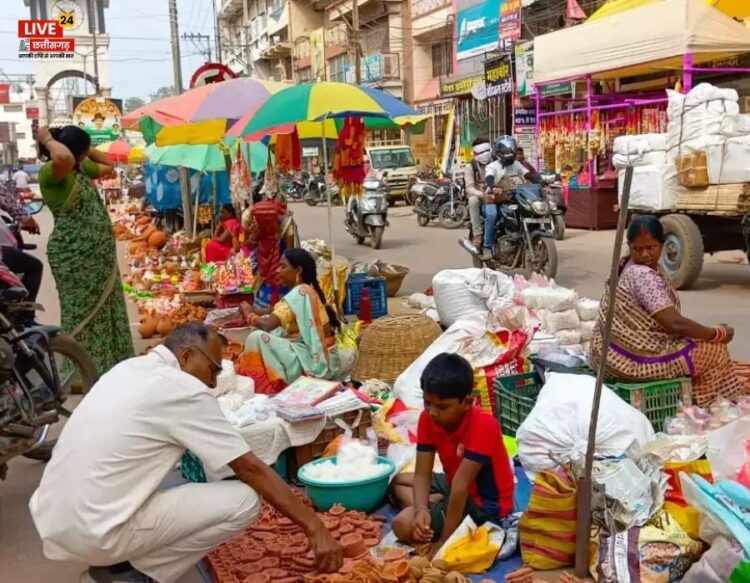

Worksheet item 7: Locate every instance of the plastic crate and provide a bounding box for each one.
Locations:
[606,377,692,432]
[494,371,544,437]
[343,274,388,319]
[214,291,254,309]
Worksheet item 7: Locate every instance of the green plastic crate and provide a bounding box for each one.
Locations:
[606,377,693,432]
[493,371,544,437]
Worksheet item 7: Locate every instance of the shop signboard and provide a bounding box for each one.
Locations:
[415,99,453,116]
[514,127,537,168]
[515,41,534,98]
[514,106,536,128]
[456,0,500,61]
[500,0,522,43]
[484,55,512,98]
[71,96,124,146]
[302,147,319,157]
[440,74,486,98]
[25,106,39,119]
[541,82,572,97]
[0,84,9,105]
[344,54,385,84]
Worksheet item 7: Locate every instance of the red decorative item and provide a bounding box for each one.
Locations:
[275,128,301,174]
[251,199,287,300]
[333,117,367,198]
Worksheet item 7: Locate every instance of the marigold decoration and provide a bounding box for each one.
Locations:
[252,199,287,304]
[333,117,367,199]
[275,128,301,174]
[230,145,252,208]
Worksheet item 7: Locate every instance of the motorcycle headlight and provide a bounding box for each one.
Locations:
[361,197,379,212]
[363,180,380,190]
[531,200,550,215]
[548,200,558,210]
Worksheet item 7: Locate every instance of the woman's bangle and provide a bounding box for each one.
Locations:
[711,326,727,343]
[248,314,259,327]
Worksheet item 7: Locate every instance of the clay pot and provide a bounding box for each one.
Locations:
[128,240,147,254]
[164,261,178,274]
[139,317,157,339]
[147,230,168,249]
[384,548,408,563]
[136,215,151,226]
[156,318,173,337]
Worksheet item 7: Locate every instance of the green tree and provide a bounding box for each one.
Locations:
[149,85,178,101]
[124,96,145,112]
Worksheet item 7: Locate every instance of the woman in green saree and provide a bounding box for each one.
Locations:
[236,248,340,394]
[37,125,134,375]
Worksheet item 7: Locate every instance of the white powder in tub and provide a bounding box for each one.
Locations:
[302,440,390,482]
[544,309,581,333]
[576,298,600,321]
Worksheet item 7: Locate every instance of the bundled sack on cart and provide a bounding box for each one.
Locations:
[393,307,534,412]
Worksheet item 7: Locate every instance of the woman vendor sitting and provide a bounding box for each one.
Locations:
[204,204,242,263]
[590,215,744,406]
[237,248,340,394]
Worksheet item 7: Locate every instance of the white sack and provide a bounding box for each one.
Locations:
[580,320,597,341]
[516,373,655,479]
[432,268,514,327]
[612,150,669,169]
[555,329,581,346]
[704,135,750,184]
[613,133,669,156]
[736,114,750,134]
[618,164,678,211]
[544,309,580,333]
[576,298,600,321]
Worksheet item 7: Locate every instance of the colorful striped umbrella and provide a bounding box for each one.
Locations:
[144,139,270,173]
[229,82,424,138]
[95,139,133,164]
[122,78,289,146]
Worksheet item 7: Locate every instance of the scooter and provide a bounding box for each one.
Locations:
[345,172,389,249]
[304,174,342,206]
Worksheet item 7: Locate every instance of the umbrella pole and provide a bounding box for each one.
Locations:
[574,165,634,577]
[322,115,337,294]
[193,172,201,239]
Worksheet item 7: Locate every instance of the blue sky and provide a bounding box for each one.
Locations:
[1,0,220,100]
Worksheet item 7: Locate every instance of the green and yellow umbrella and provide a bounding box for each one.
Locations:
[145,139,270,173]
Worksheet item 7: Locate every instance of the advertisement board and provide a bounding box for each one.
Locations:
[456,0,500,61]
[484,55,512,98]
[500,0,522,43]
[310,27,325,81]
[515,42,534,98]
[72,96,123,145]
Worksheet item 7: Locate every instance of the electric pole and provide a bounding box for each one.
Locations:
[87,0,100,94]
[352,0,361,84]
[168,0,184,93]
[183,32,212,62]
[212,0,223,63]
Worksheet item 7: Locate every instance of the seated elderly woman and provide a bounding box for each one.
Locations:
[589,215,744,406]
[236,248,340,394]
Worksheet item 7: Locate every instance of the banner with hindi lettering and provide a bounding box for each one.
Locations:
[484,56,512,98]
[500,0,522,43]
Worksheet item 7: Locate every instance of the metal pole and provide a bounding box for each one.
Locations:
[586,74,594,187]
[352,0,361,84]
[683,53,694,92]
[87,0,100,94]
[212,0,223,63]
[168,0,183,92]
[573,165,634,577]
[321,116,337,292]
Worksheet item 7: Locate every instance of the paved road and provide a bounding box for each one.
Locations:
[2,203,749,582]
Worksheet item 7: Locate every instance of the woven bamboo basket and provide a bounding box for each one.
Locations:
[352,314,442,385]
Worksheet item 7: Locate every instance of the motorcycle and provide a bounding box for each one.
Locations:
[345,173,389,249]
[280,174,306,201]
[304,174,342,207]
[412,175,468,229]
[459,183,558,278]
[0,280,97,478]
[540,174,567,240]
[1,199,44,251]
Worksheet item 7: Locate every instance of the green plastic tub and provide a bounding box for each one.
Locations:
[297,456,396,512]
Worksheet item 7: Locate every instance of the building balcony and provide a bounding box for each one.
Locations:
[262,41,292,60]
[220,0,244,20]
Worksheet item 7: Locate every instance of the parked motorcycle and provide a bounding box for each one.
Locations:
[541,176,567,240]
[281,174,306,201]
[412,175,468,229]
[0,282,97,478]
[459,183,558,278]
[304,173,342,207]
[1,199,44,251]
[345,173,389,249]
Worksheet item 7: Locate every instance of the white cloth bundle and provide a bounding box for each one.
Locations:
[618,164,678,211]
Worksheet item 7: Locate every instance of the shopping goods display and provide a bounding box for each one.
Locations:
[432,268,514,328]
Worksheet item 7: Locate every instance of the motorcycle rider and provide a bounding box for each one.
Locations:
[481,136,538,260]
[464,137,493,250]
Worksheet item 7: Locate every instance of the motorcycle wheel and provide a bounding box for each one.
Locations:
[438,201,468,230]
[22,334,98,462]
[331,194,343,206]
[417,214,430,227]
[553,215,566,241]
[526,237,559,279]
[370,226,384,250]
[305,197,319,207]
[405,190,416,206]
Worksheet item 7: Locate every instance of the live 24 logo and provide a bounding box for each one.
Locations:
[18,20,75,59]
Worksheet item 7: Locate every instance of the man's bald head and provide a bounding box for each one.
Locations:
[165,323,225,388]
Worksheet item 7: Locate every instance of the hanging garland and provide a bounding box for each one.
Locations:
[333,117,366,199]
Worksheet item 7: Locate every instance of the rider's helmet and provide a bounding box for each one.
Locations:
[494,135,518,167]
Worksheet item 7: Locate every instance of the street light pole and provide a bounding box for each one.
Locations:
[352,0,361,84]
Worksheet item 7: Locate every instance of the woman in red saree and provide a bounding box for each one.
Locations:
[204,204,242,263]
[590,215,743,406]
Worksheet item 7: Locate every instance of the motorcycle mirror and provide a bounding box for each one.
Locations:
[25,200,44,215]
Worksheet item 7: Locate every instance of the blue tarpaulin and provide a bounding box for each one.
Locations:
[145,162,230,212]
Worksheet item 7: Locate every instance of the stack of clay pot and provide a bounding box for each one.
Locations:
[128,216,168,255]
[503,567,585,583]
[137,315,174,340]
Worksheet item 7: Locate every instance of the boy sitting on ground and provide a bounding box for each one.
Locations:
[391,353,515,552]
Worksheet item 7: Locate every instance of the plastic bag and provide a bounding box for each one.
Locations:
[433,516,504,574]
[682,536,750,583]
[432,268,514,327]
[707,417,750,481]
[555,329,582,346]
[544,309,580,333]
[643,434,708,462]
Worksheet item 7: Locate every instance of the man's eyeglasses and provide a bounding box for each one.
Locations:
[191,345,223,375]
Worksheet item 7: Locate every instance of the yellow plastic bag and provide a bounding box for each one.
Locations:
[433,517,504,574]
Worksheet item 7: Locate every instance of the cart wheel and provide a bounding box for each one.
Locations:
[659,214,704,290]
